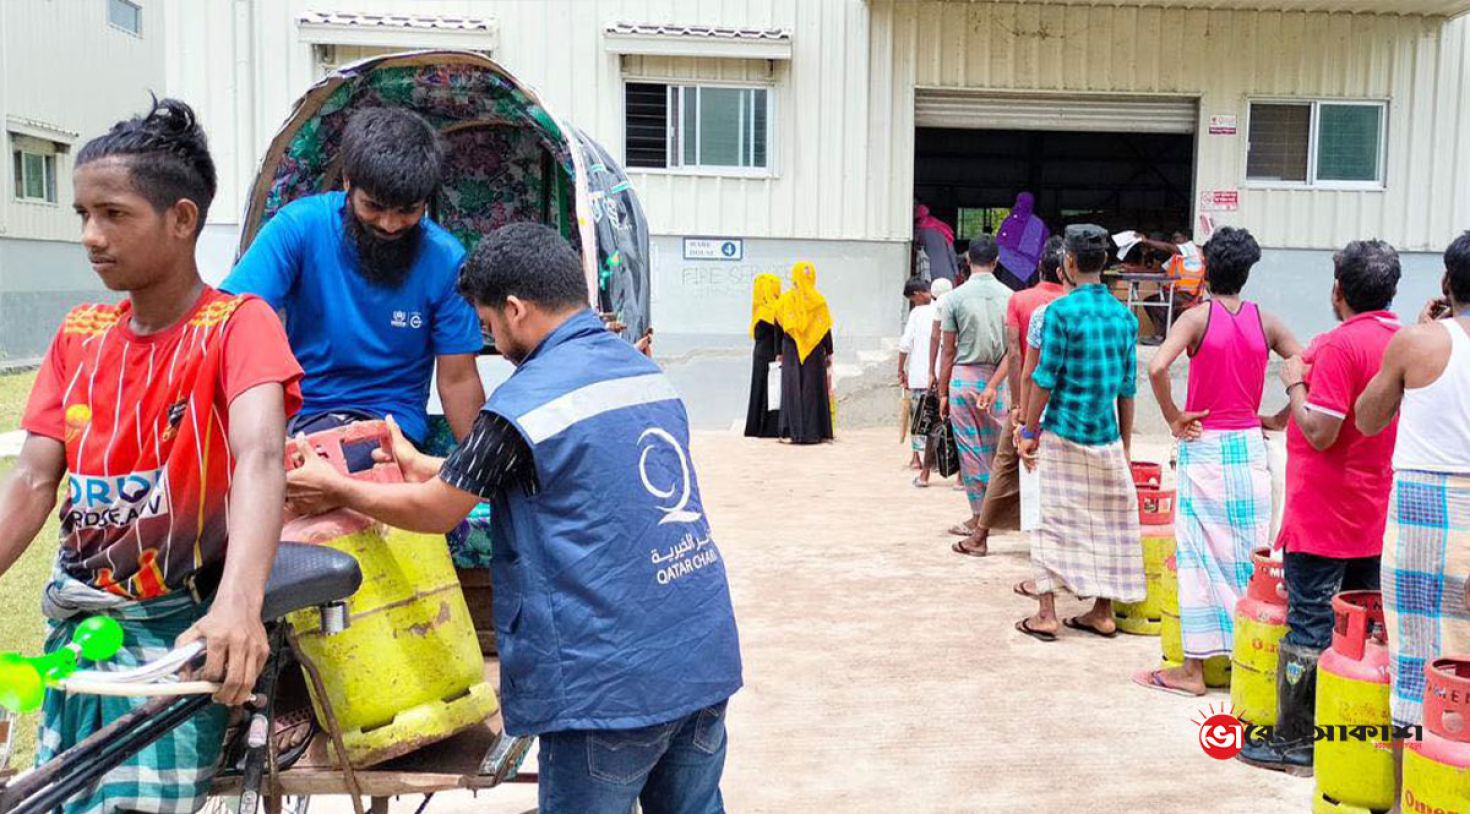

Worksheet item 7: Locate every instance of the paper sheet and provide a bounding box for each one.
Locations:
[1020,459,1042,532]
[767,363,782,411]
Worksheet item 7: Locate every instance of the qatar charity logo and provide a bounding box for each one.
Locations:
[637,427,703,526]
[1195,703,1245,760]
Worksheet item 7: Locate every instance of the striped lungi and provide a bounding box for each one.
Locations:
[949,363,1006,514]
[37,580,227,814]
[1032,434,1145,602]
[1383,470,1470,727]
[1176,429,1272,659]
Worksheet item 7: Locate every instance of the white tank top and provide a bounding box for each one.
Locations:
[1394,319,1470,474]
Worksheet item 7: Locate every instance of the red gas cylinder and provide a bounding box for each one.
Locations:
[1230,549,1288,725]
[1314,590,1393,813]
[1114,462,1175,635]
[1131,461,1163,490]
[1402,658,1470,812]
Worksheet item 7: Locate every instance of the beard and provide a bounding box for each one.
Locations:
[343,205,423,289]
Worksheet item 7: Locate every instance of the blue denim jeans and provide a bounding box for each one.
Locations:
[537,701,729,814]
[1283,551,1381,650]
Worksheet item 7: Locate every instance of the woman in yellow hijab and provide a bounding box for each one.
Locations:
[775,262,835,444]
[744,273,783,438]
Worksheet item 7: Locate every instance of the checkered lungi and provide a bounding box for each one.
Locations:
[1032,433,1145,602]
[36,579,227,814]
[1383,470,1470,727]
[1176,429,1272,659]
[949,363,1006,515]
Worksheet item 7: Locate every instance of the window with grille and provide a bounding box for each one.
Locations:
[1247,100,1385,188]
[624,82,771,174]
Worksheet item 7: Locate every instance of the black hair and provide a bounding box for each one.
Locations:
[76,96,216,233]
[1122,244,1145,265]
[1445,231,1470,306]
[903,277,930,298]
[458,222,587,310]
[1039,235,1064,284]
[1201,226,1261,296]
[967,234,999,266]
[1333,239,1401,314]
[341,108,445,207]
[1069,247,1108,275]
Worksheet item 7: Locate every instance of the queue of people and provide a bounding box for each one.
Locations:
[903,205,1470,782]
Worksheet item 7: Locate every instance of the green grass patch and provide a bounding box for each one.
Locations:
[0,369,38,435]
[0,458,62,770]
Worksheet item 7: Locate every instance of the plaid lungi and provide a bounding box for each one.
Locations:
[1032,434,1145,602]
[1176,430,1272,659]
[949,363,1006,514]
[1383,470,1470,727]
[37,583,227,814]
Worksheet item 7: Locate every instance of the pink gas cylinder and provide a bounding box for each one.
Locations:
[1402,657,1470,812]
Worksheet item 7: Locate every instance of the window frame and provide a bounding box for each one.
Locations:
[1243,98,1388,192]
[107,0,143,37]
[621,78,776,179]
[12,145,57,205]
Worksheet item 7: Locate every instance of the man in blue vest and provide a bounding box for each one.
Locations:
[284,222,743,814]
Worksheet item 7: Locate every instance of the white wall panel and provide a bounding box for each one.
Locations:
[1,1,164,243]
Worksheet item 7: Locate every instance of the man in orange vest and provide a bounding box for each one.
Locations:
[1141,230,1208,315]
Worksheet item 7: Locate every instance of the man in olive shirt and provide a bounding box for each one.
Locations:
[939,235,1014,553]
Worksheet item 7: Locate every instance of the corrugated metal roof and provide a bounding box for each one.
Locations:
[298,11,496,32]
[604,23,792,42]
[917,1,1470,16]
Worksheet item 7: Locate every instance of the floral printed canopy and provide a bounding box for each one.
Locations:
[237,50,650,340]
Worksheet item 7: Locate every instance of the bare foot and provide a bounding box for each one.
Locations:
[1024,612,1059,636]
[1071,610,1118,636]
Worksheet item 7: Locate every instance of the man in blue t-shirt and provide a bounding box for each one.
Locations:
[223,108,484,447]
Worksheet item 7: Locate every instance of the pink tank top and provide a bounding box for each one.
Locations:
[1185,299,1270,431]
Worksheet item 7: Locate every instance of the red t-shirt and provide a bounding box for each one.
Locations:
[1006,281,1066,368]
[22,288,302,599]
[1277,310,1401,559]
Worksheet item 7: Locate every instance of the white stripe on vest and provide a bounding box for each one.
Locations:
[517,372,680,444]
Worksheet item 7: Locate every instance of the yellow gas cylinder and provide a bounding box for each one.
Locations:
[286,422,499,768]
[1160,553,1231,687]
[1314,591,1393,814]
[1231,549,1288,725]
[1114,463,1174,636]
[1403,657,1470,813]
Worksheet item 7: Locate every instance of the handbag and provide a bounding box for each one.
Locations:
[766,363,782,412]
[934,420,961,479]
[911,391,941,438]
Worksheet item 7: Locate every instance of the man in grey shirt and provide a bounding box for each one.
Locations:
[938,235,1013,553]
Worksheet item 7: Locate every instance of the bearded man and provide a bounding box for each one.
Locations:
[223,108,484,451]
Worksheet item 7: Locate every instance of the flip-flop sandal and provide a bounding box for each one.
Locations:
[1014,618,1057,642]
[947,523,976,536]
[952,539,987,558]
[1063,616,1119,639]
[912,477,930,488]
[1013,581,1043,599]
[1132,668,1206,697]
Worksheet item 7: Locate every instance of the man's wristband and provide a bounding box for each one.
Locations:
[1020,426,1040,441]
[1285,381,1306,395]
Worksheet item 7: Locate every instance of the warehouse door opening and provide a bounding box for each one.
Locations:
[913,91,1198,266]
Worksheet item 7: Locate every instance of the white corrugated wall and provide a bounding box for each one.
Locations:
[162,0,877,246]
[870,1,1470,252]
[0,1,165,243]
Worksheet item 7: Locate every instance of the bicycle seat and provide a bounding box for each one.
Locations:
[260,543,362,622]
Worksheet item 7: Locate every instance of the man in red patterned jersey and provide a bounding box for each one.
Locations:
[0,99,302,814]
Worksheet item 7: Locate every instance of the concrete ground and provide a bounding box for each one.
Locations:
[322,428,1308,814]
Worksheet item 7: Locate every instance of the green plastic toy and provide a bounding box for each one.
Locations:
[0,616,124,713]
